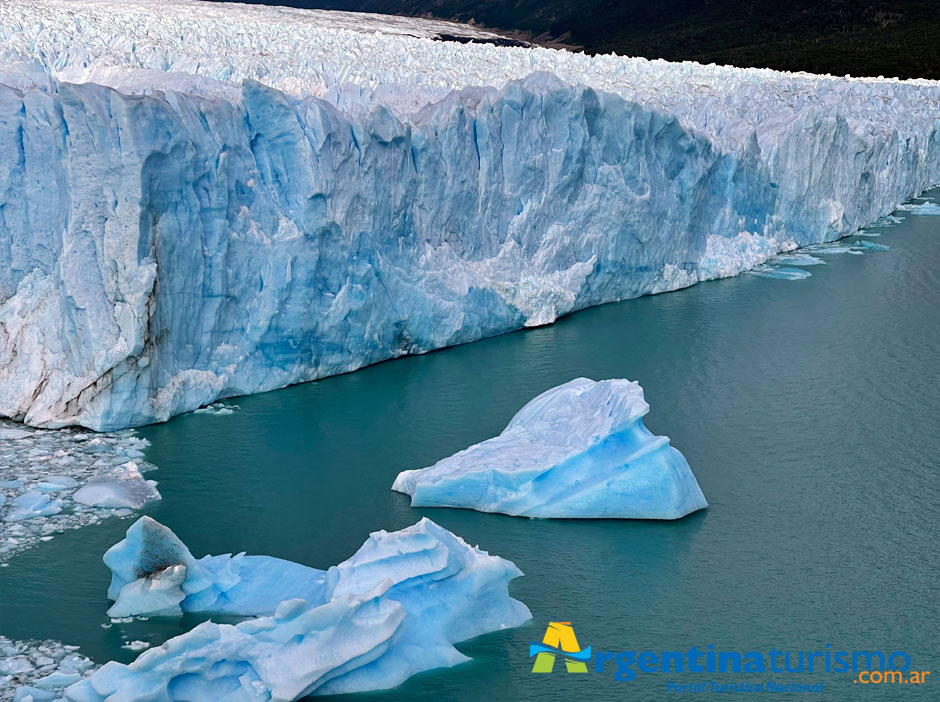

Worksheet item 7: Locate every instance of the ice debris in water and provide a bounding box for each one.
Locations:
[393,378,707,519]
[3,493,63,522]
[772,253,826,266]
[0,635,96,702]
[750,265,812,280]
[810,245,856,255]
[865,213,904,228]
[896,201,940,215]
[853,240,890,251]
[64,516,530,700]
[191,403,238,416]
[0,420,159,562]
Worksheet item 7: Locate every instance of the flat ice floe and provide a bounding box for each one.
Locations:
[750,265,813,280]
[0,420,159,563]
[773,254,826,266]
[63,516,530,700]
[1,2,939,429]
[393,378,707,519]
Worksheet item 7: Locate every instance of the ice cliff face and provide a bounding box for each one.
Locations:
[393,378,707,519]
[1,0,939,429]
[65,516,530,700]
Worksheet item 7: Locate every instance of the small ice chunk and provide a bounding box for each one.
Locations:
[34,670,84,688]
[192,403,237,416]
[73,463,161,509]
[13,686,56,702]
[813,245,854,254]
[119,641,151,652]
[4,493,64,522]
[750,265,812,280]
[36,476,80,492]
[854,240,890,251]
[773,253,826,266]
[896,201,940,215]
[0,656,35,674]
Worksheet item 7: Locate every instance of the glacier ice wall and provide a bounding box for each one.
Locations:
[393,378,707,519]
[1,1,939,429]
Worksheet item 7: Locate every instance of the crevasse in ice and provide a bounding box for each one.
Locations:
[393,378,707,519]
[1,0,939,429]
[64,516,530,700]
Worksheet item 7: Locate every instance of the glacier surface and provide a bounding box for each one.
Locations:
[393,378,707,519]
[1,0,939,429]
[64,516,530,700]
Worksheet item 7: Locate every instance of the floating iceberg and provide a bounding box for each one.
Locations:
[68,516,530,700]
[393,378,707,519]
[1,1,939,430]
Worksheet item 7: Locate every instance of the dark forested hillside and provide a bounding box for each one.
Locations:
[218,0,939,80]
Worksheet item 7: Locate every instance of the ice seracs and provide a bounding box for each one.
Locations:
[67,516,530,700]
[1,1,939,430]
[393,378,707,519]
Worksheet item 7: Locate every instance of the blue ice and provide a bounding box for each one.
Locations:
[393,378,707,519]
[65,517,530,700]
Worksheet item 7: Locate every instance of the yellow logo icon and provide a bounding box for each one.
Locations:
[530,622,591,673]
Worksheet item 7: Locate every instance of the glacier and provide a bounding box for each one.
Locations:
[63,516,530,700]
[393,378,707,519]
[1,0,939,429]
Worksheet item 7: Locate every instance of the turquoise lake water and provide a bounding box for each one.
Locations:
[2,192,939,700]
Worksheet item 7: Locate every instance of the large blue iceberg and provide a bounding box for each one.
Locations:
[1,1,940,430]
[65,516,530,700]
[393,378,707,519]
